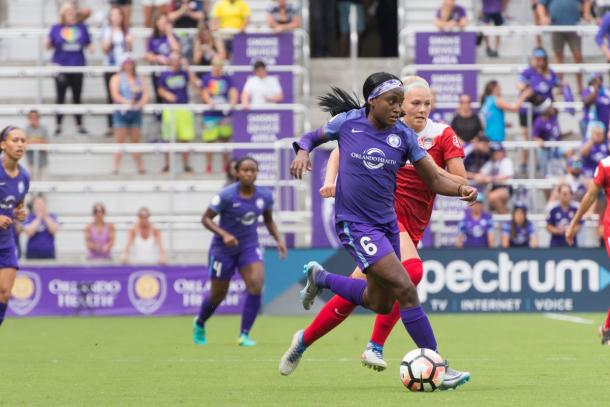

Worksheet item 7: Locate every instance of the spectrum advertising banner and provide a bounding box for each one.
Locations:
[7,265,246,318]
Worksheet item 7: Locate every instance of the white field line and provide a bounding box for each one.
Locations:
[544,313,594,325]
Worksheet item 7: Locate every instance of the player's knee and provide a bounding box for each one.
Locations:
[0,286,10,302]
[370,299,394,315]
[394,281,419,308]
[403,258,424,287]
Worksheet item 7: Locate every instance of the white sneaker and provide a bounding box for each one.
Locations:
[279,330,306,376]
[300,261,324,310]
[439,363,471,390]
[361,342,387,372]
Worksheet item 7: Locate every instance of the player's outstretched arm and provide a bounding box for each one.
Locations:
[413,156,477,203]
[566,183,601,245]
[320,148,339,198]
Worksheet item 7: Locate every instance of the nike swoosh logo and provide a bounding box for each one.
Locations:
[351,129,364,133]
[334,308,348,317]
[233,203,240,207]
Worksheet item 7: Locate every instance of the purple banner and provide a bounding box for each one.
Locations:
[311,150,341,248]
[231,33,294,65]
[414,32,476,64]
[7,265,246,317]
[418,70,478,124]
[231,71,294,103]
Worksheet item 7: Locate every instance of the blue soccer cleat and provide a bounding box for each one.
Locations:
[238,333,257,347]
[193,318,207,346]
[361,341,388,372]
[300,261,324,310]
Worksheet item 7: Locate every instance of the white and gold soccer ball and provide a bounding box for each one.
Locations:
[399,348,446,392]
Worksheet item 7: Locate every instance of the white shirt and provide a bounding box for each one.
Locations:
[242,75,283,105]
[480,157,514,183]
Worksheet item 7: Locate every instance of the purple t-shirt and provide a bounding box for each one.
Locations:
[147,35,175,58]
[459,209,494,247]
[296,108,427,225]
[24,213,57,259]
[436,5,466,21]
[158,69,190,104]
[0,164,30,250]
[501,221,534,247]
[482,0,502,14]
[201,73,233,117]
[48,23,91,66]
[532,115,560,141]
[546,202,579,247]
[518,67,559,111]
[582,141,610,177]
[208,182,273,254]
[582,86,610,130]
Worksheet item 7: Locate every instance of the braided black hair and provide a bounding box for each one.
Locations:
[235,156,259,171]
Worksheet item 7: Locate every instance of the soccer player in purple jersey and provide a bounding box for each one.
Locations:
[193,157,288,346]
[0,126,30,328]
[286,72,477,382]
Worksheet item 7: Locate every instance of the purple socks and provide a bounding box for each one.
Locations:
[240,293,261,335]
[400,306,438,352]
[196,297,219,327]
[0,302,6,327]
[315,270,367,307]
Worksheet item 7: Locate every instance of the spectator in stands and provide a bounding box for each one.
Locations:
[109,0,132,26]
[337,0,365,56]
[225,157,238,184]
[582,72,610,137]
[46,2,92,136]
[169,0,206,62]
[595,1,610,19]
[464,135,491,177]
[501,204,538,248]
[267,0,301,32]
[120,207,166,265]
[146,14,181,108]
[474,142,514,214]
[435,0,468,31]
[551,156,586,201]
[451,93,483,143]
[200,57,238,174]
[481,0,504,57]
[85,202,115,261]
[110,58,149,175]
[580,120,610,178]
[24,110,49,180]
[55,0,91,22]
[456,193,495,248]
[101,6,133,137]
[241,61,283,109]
[211,0,251,55]
[193,23,226,65]
[158,52,200,173]
[546,183,581,247]
[480,80,531,142]
[532,101,564,176]
[23,194,60,260]
[537,0,590,94]
[142,0,170,28]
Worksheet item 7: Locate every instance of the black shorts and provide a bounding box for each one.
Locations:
[110,0,132,5]
[483,13,504,26]
[518,111,540,128]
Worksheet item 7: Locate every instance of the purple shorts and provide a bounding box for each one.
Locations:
[208,246,263,281]
[0,245,19,269]
[335,220,400,272]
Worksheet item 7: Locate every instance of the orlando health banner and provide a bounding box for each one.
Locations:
[415,32,477,124]
[7,265,245,317]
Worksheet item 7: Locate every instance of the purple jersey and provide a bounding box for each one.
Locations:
[208,182,273,255]
[201,73,233,117]
[295,108,427,225]
[0,164,30,250]
[546,202,580,247]
[596,12,610,48]
[23,213,57,258]
[518,67,558,106]
[436,5,466,21]
[48,23,91,66]
[501,221,534,247]
[147,35,174,58]
[582,86,610,130]
[482,0,502,14]
[582,142,610,177]
[158,70,190,104]
[532,115,560,141]
[458,209,493,247]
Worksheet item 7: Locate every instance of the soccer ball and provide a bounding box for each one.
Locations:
[399,348,446,392]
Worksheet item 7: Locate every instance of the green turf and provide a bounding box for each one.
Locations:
[1,314,608,406]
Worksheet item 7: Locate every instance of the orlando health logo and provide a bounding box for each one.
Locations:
[351,148,397,170]
[9,270,42,315]
[128,270,167,314]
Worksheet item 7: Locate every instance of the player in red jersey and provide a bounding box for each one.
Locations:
[566,156,610,345]
[279,76,471,389]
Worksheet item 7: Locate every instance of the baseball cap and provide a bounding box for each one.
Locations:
[588,72,603,84]
[532,48,547,58]
[567,157,583,169]
[489,142,504,152]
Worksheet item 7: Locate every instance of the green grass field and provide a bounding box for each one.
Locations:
[1,314,608,406]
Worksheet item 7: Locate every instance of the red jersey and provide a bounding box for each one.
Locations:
[593,157,610,227]
[394,119,465,241]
